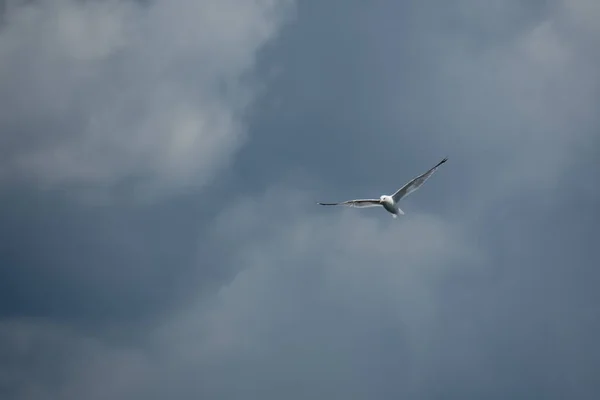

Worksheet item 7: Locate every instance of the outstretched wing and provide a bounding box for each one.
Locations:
[392,157,448,202]
[317,199,382,208]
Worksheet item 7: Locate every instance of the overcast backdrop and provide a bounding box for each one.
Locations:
[1,0,599,399]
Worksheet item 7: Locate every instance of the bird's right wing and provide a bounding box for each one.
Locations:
[317,199,382,208]
[392,157,448,202]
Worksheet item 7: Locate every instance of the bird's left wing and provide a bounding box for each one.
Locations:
[392,157,448,202]
[317,199,382,208]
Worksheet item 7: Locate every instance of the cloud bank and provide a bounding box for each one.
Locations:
[1,0,599,399]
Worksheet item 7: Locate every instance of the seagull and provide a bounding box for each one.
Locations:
[317,157,448,218]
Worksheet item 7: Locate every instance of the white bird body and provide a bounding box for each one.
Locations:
[379,195,404,218]
[317,157,447,218]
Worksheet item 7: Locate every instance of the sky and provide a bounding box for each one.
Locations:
[1,0,599,398]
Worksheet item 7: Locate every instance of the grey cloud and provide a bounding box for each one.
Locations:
[1,0,599,399]
[0,0,292,198]
[0,0,293,328]
[1,192,481,399]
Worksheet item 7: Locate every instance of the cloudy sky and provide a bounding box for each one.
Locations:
[1,0,599,398]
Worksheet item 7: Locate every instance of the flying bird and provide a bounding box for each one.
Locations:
[317,157,448,218]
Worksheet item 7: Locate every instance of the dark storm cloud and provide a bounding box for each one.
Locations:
[1,0,599,399]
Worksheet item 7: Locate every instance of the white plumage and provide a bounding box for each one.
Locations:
[317,157,448,218]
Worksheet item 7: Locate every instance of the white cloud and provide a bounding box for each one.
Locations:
[403,0,600,210]
[0,0,292,198]
[144,189,482,394]
[564,0,600,34]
